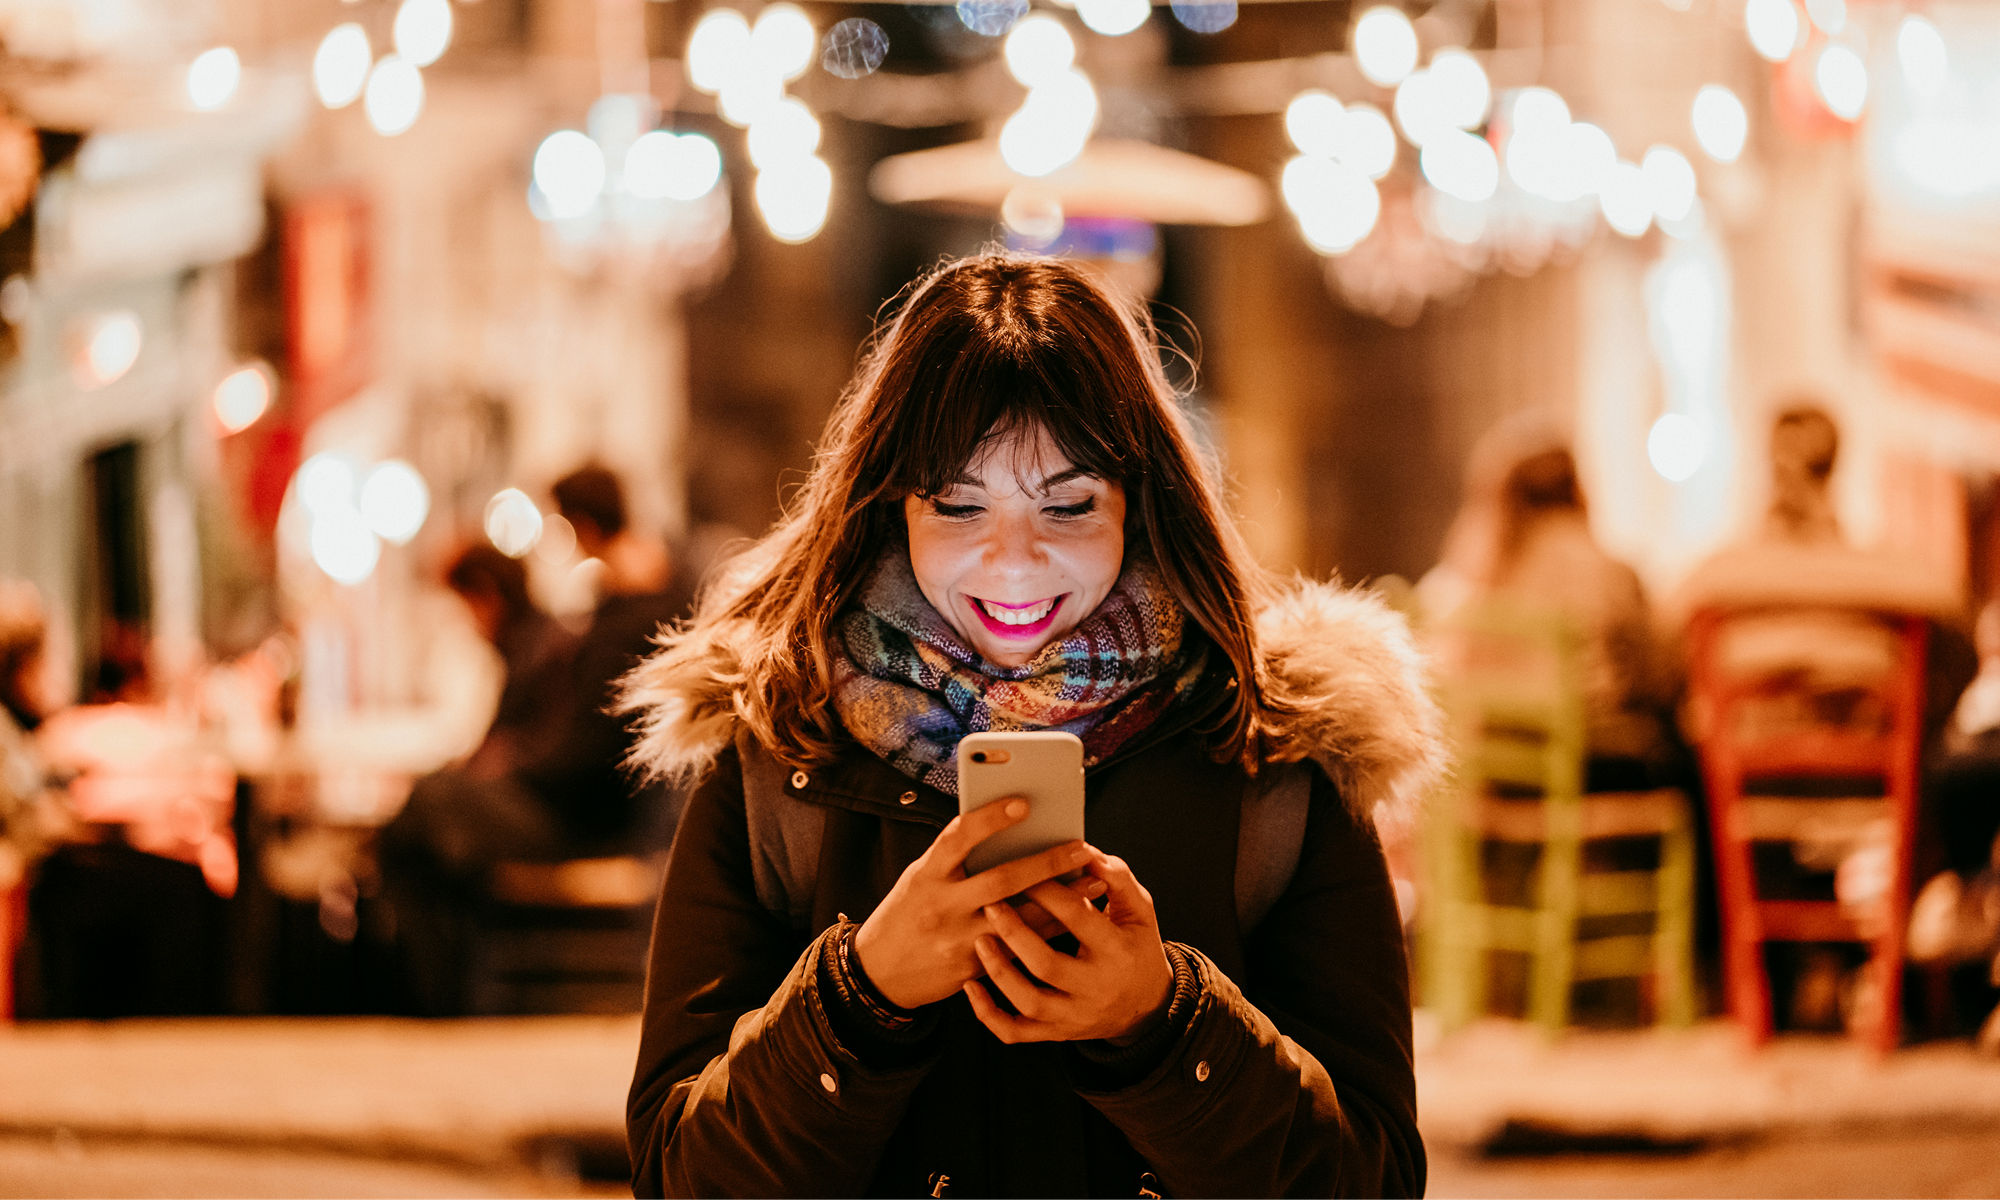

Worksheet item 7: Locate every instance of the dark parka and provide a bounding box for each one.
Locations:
[623,581,1446,1198]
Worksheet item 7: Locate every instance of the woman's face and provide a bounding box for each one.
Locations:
[903,423,1127,668]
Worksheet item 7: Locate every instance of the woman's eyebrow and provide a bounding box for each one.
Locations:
[1034,467,1093,494]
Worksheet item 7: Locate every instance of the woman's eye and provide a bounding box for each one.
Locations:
[1045,498,1096,519]
[929,500,983,519]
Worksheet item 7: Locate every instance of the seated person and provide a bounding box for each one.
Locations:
[1420,419,1682,790]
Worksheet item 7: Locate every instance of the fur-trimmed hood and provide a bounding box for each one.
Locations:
[622,578,1445,825]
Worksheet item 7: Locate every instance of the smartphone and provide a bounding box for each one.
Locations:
[956,730,1086,876]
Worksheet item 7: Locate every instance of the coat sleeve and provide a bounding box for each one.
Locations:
[626,746,938,1198]
[1073,767,1425,1198]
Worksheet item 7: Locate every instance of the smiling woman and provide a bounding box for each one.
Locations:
[619,252,1445,1198]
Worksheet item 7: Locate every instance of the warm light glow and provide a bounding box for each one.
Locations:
[364,55,425,136]
[1420,129,1499,202]
[717,67,785,128]
[1802,0,1844,36]
[1599,160,1653,237]
[1648,413,1706,482]
[1335,104,1398,178]
[535,514,579,564]
[822,18,890,79]
[1897,15,1947,98]
[1814,43,1868,121]
[298,453,359,517]
[314,24,372,109]
[1075,0,1149,36]
[1285,90,1345,159]
[1428,49,1491,130]
[393,0,453,68]
[687,9,753,95]
[1507,87,1570,136]
[1641,144,1698,222]
[1691,85,1747,163]
[212,362,274,433]
[75,311,143,388]
[747,97,822,170]
[1283,156,1381,254]
[485,489,544,558]
[1001,186,1065,245]
[533,130,607,219]
[1005,15,1076,88]
[1745,0,1801,62]
[311,509,381,585]
[187,46,240,111]
[1393,70,1454,148]
[999,69,1098,177]
[625,131,723,201]
[754,154,834,242]
[358,460,429,545]
[751,3,817,81]
[1354,7,1419,87]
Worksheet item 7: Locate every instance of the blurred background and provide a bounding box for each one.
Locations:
[2,0,2000,1193]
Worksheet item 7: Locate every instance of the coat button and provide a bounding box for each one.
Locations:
[1194,1060,1211,1083]
[819,1072,837,1094]
[790,770,809,789]
[899,790,917,805]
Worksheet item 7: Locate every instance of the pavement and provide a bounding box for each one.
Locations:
[2,1013,1999,1185]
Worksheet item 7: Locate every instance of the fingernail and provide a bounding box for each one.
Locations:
[1085,879,1108,898]
[1004,799,1028,819]
[1067,844,1091,866]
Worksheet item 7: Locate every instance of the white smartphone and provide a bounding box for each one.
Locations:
[956,730,1086,876]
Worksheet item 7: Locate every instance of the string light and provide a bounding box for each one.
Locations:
[187,47,240,111]
[314,24,371,109]
[1745,0,1801,63]
[1690,85,1748,163]
[1814,43,1868,121]
[1353,7,1419,87]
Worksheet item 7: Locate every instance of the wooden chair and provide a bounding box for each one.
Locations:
[1686,605,1927,1052]
[1422,603,1698,1032]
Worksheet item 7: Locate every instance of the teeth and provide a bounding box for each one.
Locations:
[980,598,1055,626]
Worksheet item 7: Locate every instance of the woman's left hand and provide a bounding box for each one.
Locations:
[962,849,1173,1045]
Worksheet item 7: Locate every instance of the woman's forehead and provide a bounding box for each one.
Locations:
[958,424,1091,488]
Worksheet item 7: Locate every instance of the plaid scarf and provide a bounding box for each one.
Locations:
[831,546,1207,796]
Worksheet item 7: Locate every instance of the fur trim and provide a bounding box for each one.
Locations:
[1257,579,1445,828]
[622,578,1446,824]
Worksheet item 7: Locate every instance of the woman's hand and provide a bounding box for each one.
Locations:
[962,850,1174,1045]
[853,799,1097,1010]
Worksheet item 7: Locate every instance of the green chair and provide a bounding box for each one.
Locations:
[1421,602,1698,1033]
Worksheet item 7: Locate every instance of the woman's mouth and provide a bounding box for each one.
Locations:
[968,595,1064,639]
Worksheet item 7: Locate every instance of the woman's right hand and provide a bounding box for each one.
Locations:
[853,799,1095,1010]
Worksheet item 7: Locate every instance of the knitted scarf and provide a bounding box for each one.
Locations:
[831,546,1209,796]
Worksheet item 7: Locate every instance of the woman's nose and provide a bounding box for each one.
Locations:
[982,515,1046,576]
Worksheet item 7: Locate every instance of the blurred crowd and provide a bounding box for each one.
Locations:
[1,418,1997,1047]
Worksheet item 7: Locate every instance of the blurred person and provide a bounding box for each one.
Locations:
[1421,418,1683,789]
[0,582,62,883]
[621,253,1442,1197]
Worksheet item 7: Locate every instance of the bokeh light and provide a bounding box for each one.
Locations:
[754,154,834,242]
[358,460,430,545]
[1648,413,1706,482]
[1745,0,1801,62]
[1641,144,1698,223]
[1076,0,1149,36]
[1171,0,1238,34]
[1335,104,1399,179]
[1004,15,1076,88]
[746,98,822,170]
[1690,85,1747,163]
[958,0,1029,37]
[364,55,425,136]
[687,9,753,95]
[298,453,360,517]
[484,489,544,558]
[393,0,453,68]
[314,24,372,109]
[1421,129,1499,203]
[1354,7,1420,87]
[1599,160,1654,237]
[533,130,607,219]
[74,311,143,388]
[310,510,381,586]
[1428,49,1491,130]
[822,18,890,79]
[1814,42,1868,120]
[751,4,817,80]
[1897,15,1947,98]
[212,362,274,434]
[1285,90,1345,159]
[187,47,240,111]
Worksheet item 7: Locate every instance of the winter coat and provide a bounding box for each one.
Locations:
[623,581,1445,1198]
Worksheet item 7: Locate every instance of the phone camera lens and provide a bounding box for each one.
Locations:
[971,752,987,763]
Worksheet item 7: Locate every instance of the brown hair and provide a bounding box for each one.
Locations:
[647,252,1282,772]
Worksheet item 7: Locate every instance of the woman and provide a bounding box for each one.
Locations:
[623,253,1443,1197]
